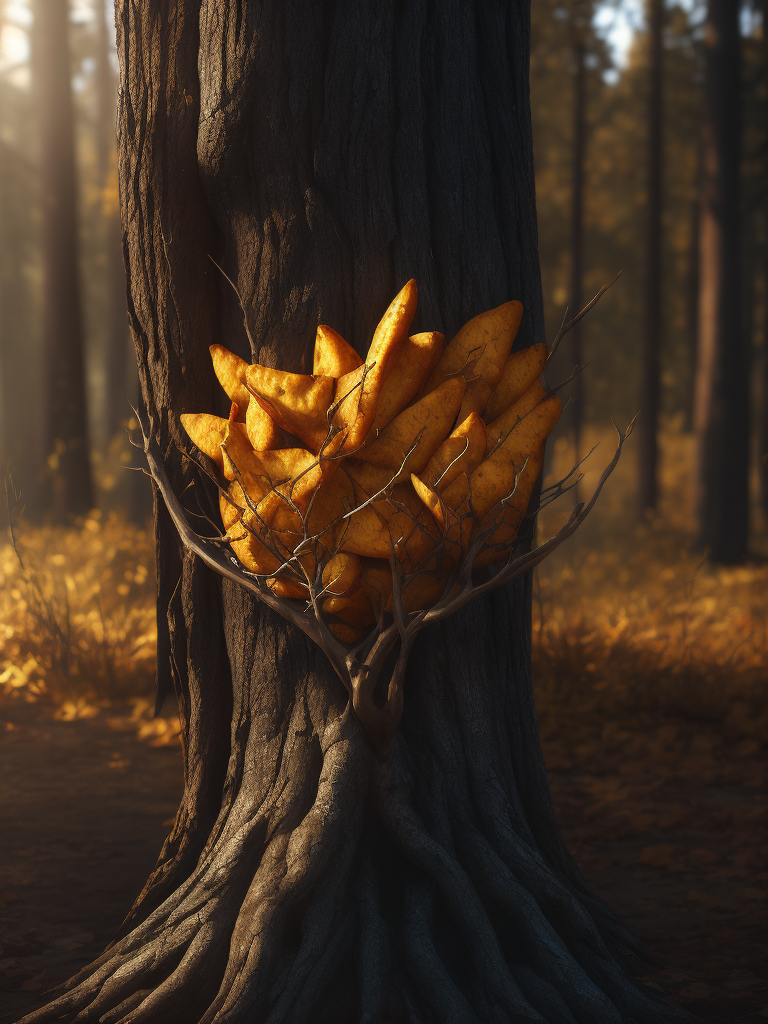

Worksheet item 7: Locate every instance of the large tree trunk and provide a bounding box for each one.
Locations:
[19,4,690,1022]
[639,0,663,515]
[31,0,93,519]
[693,0,748,562]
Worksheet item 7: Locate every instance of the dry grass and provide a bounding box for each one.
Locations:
[1,425,766,748]
[534,423,768,743]
[0,510,179,741]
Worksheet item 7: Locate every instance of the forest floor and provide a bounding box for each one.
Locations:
[1,427,766,1022]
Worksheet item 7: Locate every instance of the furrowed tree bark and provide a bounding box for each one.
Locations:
[18,3,693,1022]
[694,0,748,562]
[31,0,93,519]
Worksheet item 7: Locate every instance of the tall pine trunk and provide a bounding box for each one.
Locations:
[639,0,663,515]
[18,4,690,1022]
[569,28,586,473]
[693,0,748,562]
[94,0,130,447]
[32,0,93,519]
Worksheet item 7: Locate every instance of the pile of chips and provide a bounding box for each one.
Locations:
[181,281,561,643]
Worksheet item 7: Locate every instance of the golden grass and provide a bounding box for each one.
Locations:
[2,425,766,747]
[534,424,768,742]
[0,510,156,710]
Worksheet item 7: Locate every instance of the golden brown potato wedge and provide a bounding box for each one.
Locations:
[420,412,486,493]
[470,393,561,521]
[209,345,251,415]
[425,300,524,392]
[321,552,362,597]
[411,474,473,559]
[219,485,308,599]
[484,343,549,423]
[474,445,544,567]
[357,378,465,479]
[484,379,549,455]
[181,412,259,478]
[360,559,393,611]
[371,331,444,432]
[331,280,417,455]
[313,325,363,378]
[245,365,335,453]
[323,587,375,630]
[456,378,493,423]
[245,397,279,451]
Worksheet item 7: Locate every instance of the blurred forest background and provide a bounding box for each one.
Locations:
[0,2,766,1019]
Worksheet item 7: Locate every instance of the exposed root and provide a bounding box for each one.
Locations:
[18,606,693,1024]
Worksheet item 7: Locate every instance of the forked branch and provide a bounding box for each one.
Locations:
[140,410,630,759]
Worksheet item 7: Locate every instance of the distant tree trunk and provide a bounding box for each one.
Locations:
[570,26,586,473]
[760,208,768,519]
[20,3,691,1022]
[694,0,748,562]
[639,0,663,515]
[31,0,93,519]
[95,0,131,446]
[0,138,40,509]
[684,192,699,433]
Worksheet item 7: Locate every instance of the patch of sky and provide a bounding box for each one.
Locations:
[593,0,760,85]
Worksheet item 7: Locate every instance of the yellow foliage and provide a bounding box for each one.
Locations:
[0,513,156,711]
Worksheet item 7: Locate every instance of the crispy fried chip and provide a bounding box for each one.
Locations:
[191,287,557,623]
[323,587,375,630]
[181,412,249,473]
[426,300,524,393]
[484,343,549,423]
[321,552,362,596]
[470,392,561,520]
[245,365,335,453]
[484,379,549,455]
[331,279,417,455]
[419,412,487,493]
[358,378,465,479]
[313,325,363,378]
[371,331,444,432]
[219,485,308,599]
[210,345,251,415]
[474,445,544,567]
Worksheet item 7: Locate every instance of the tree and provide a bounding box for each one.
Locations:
[693,0,748,562]
[569,13,587,476]
[639,0,663,515]
[31,0,93,519]
[20,4,691,1022]
[94,0,131,448]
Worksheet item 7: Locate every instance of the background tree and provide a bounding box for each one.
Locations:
[31,0,93,519]
[94,0,130,448]
[569,4,589,475]
[693,0,748,562]
[639,0,663,515]
[0,0,41,515]
[19,2,692,1023]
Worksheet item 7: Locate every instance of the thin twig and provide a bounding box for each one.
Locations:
[549,271,622,360]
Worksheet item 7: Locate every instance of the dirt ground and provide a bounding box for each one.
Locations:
[1,703,765,1024]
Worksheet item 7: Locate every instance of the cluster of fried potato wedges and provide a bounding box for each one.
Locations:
[180,280,561,644]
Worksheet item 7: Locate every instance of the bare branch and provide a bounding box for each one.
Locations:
[418,418,634,629]
[549,271,622,360]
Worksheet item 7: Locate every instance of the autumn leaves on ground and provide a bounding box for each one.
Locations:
[1,429,767,1014]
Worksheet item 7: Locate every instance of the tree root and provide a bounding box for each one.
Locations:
[18,602,696,1024]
